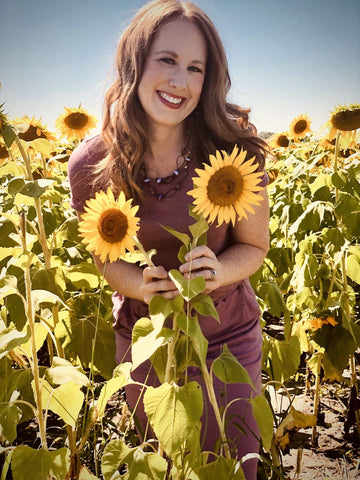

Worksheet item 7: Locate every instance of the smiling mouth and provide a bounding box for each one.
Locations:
[157,91,185,107]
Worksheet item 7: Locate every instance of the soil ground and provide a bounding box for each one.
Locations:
[270,378,360,479]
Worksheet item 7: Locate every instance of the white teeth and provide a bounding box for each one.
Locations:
[159,92,183,104]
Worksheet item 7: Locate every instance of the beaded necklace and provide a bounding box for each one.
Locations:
[141,153,191,200]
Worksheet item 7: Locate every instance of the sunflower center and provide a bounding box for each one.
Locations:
[64,112,89,130]
[207,166,244,206]
[18,125,46,142]
[294,120,308,134]
[331,108,360,131]
[97,208,128,243]
[277,135,289,147]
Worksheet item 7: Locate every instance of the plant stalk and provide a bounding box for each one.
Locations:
[312,352,323,447]
[201,363,231,459]
[24,255,48,449]
[15,136,52,268]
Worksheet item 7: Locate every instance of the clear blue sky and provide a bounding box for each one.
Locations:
[1,0,359,134]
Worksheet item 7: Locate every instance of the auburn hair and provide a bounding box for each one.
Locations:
[95,0,268,199]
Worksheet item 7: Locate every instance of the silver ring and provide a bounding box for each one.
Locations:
[210,269,217,280]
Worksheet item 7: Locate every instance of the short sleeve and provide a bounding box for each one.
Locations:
[67,134,107,212]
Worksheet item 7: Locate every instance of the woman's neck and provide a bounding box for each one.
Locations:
[144,125,188,178]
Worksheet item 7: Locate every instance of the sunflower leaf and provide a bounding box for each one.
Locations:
[169,269,206,300]
[161,224,191,248]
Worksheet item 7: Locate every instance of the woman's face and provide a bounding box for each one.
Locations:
[137,18,207,132]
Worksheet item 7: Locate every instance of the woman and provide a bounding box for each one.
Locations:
[68,1,269,478]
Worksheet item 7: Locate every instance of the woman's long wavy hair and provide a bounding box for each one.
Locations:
[95,0,269,199]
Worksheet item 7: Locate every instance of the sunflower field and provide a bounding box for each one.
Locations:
[0,99,359,480]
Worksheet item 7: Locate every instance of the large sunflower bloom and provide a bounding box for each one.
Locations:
[56,106,97,140]
[325,103,360,144]
[79,187,140,263]
[188,146,265,227]
[289,114,312,140]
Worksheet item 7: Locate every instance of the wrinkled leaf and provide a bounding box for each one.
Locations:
[212,344,254,388]
[144,382,203,456]
[11,446,70,480]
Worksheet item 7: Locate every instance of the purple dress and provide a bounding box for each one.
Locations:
[68,134,267,479]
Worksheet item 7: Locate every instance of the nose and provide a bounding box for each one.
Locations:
[168,66,187,89]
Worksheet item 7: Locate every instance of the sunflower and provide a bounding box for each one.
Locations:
[289,114,312,140]
[269,132,290,149]
[56,106,97,140]
[188,146,265,227]
[13,116,57,142]
[326,103,360,144]
[305,316,337,332]
[79,187,140,263]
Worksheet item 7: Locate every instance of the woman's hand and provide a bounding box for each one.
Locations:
[179,245,221,293]
[141,265,179,304]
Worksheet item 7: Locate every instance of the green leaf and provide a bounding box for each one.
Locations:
[176,312,208,365]
[0,275,19,298]
[54,311,116,380]
[29,138,53,156]
[149,294,184,318]
[1,123,17,148]
[335,192,359,218]
[46,356,90,387]
[0,359,36,421]
[321,227,345,252]
[248,395,273,451]
[8,178,54,198]
[188,215,209,245]
[212,344,255,388]
[169,269,206,301]
[67,262,102,289]
[313,324,357,373]
[79,466,100,480]
[191,293,219,322]
[258,281,285,319]
[101,439,131,480]
[309,173,333,195]
[0,321,31,359]
[195,456,245,480]
[36,379,84,428]
[144,381,203,456]
[161,224,191,248]
[32,267,67,300]
[343,211,360,237]
[124,448,168,480]
[347,252,360,284]
[97,372,133,419]
[18,322,48,357]
[0,401,22,442]
[11,446,70,480]
[31,289,65,312]
[131,314,169,370]
[263,336,301,383]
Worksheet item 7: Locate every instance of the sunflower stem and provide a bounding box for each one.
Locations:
[334,130,341,201]
[201,363,231,459]
[132,236,155,267]
[23,228,48,450]
[14,135,52,269]
[312,352,323,447]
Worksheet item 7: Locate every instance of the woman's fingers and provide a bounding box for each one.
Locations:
[142,266,178,304]
[179,246,222,292]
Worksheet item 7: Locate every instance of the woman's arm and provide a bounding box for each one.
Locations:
[179,188,269,292]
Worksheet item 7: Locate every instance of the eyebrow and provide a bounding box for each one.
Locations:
[154,50,206,66]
